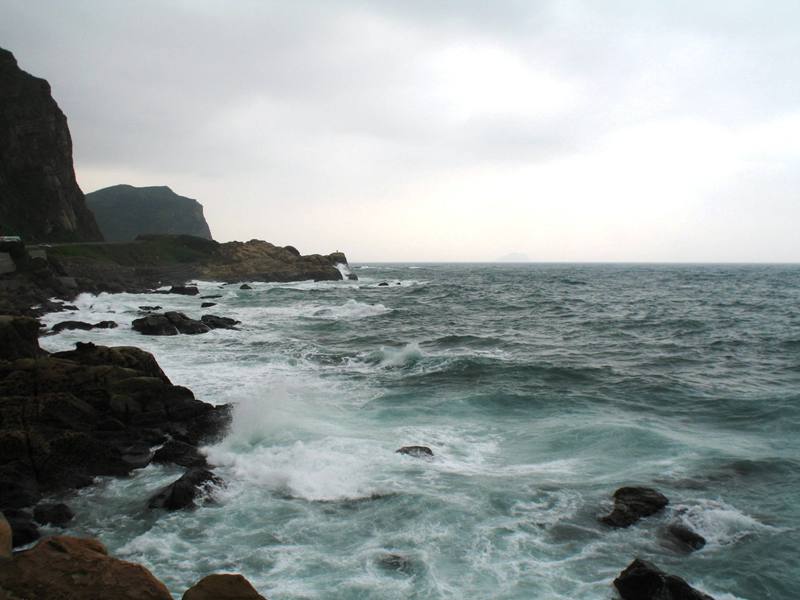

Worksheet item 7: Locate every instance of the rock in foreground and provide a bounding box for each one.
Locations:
[0,536,172,600]
[183,573,267,600]
[614,558,715,600]
[600,486,668,527]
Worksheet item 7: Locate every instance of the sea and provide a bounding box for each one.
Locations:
[37,263,800,599]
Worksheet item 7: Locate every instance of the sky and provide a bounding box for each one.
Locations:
[2,0,799,261]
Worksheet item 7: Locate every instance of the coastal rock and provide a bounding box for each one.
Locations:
[201,302,217,308]
[51,320,118,333]
[148,467,221,510]
[201,314,240,330]
[0,48,103,243]
[53,342,171,383]
[614,558,715,600]
[240,283,252,290]
[139,305,162,312]
[0,535,172,599]
[3,509,39,548]
[164,311,211,334]
[600,486,668,527]
[378,282,389,286]
[200,294,222,299]
[132,314,178,335]
[33,502,74,526]
[153,440,208,468]
[664,523,706,552]
[396,446,434,458]
[183,573,267,600]
[168,285,200,296]
[0,315,43,360]
[86,184,213,242]
[377,553,415,574]
[0,511,11,558]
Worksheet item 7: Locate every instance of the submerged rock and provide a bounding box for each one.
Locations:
[148,468,221,511]
[378,282,389,286]
[33,503,74,527]
[201,302,216,308]
[199,294,222,299]
[376,553,415,574]
[239,283,253,290]
[138,305,162,312]
[664,522,706,552]
[396,445,434,458]
[168,285,199,296]
[599,486,668,527]
[201,314,240,330]
[0,536,172,599]
[182,573,266,600]
[614,558,715,600]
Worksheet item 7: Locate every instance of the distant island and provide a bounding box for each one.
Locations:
[86,184,213,242]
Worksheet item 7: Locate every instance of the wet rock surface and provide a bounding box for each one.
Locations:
[148,468,222,511]
[182,573,267,600]
[396,445,434,458]
[600,486,669,527]
[614,558,715,600]
[33,502,74,527]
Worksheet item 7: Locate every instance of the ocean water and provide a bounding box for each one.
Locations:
[37,263,800,599]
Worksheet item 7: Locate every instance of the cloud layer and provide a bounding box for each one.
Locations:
[2,0,798,260]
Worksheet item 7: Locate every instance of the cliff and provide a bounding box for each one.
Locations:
[86,184,213,241]
[0,48,103,242]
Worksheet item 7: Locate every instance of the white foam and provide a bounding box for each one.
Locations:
[672,498,780,548]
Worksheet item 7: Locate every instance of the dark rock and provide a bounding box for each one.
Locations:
[183,573,266,600]
[168,285,199,296]
[53,342,171,383]
[4,508,39,547]
[200,302,216,308]
[138,305,162,312]
[284,245,301,257]
[600,486,669,528]
[0,535,172,599]
[200,314,240,330]
[153,440,207,468]
[664,523,706,551]
[376,553,415,574]
[52,320,94,333]
[148,468,221,511]
[0,48,103,243]
[239,284,252,290]
[199,294,222,299]
[86,184,213,242]
[164,311,210,335]
[93,320,117,329]
[614,558,715,600]
[132,315,179,336]
[378,282,389,286]
[348,273,359,281]
[396,445,434,458]
[0,511,10,558]
[33,503,74,527]
[0,316,44,359]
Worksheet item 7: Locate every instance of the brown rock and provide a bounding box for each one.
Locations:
[0,511,11,558]
[0,535,171,599]
[183,574,267,600]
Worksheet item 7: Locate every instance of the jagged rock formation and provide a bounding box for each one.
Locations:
[86,184,213,241]
[0,47,102,242]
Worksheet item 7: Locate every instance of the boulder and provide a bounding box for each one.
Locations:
[200,294,222,299]
[183,573,267,600]
[0,536,172,600]
[33,502,74,526]
[201,302,217,308]
[664,523,706,552]
[138,305,162,311]
[239,284,252,290]
[164,312,211,335]
[614,558,715,600]
[378,282,389,286]
[94,320,118,329]
[51,320,94,333]
[148,468,221,511]
[396,446,434,458]
[0,316,43,360]
[3,509,39,548]
[53,342,172,383]
[0,512,11,559]
[599,487,668,528]
[132,314,179,336]
[201,314,240,330]
[169,285,199,296]
[153,440,208,468]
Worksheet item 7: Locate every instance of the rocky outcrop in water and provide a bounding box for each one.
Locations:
[396,445,434,458]
[614,558,715,600]
[182,574,267,600]
[86,184,213,242]
[0,48,102,243]
[600,486,669,527]
[0,321,230,542]
[148,467,221,511]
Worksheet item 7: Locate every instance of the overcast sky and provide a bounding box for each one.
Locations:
[2,0,798,261]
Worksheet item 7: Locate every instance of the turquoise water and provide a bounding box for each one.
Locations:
[39,264,800,599]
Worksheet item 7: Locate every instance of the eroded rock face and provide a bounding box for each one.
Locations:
[614,558,715,600]
[0,48,103,243]
[0,536,172,600]
[599,487,669,528]
[0,315,43,360]
[183,573,267,600]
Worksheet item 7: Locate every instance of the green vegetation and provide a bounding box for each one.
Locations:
[48,235,220,266]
